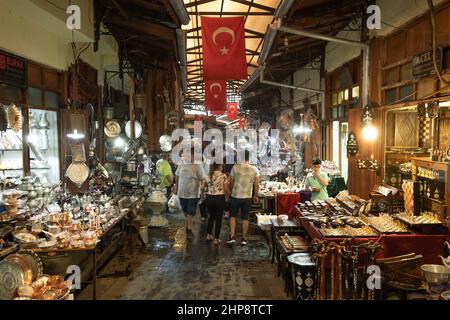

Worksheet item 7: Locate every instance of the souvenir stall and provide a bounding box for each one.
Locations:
[0,58,155,300]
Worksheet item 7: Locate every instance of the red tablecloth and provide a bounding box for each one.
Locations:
[277,193,300,219]
[290,206,450,264]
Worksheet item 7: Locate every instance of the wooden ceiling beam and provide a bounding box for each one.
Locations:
[105,15,174,41]
[188,11,273,16]
[229,0,275,13]
[115,0,165,14]
[185,0,216,8]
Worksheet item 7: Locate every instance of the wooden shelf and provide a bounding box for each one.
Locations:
[411,173,445,182]
[421,195,446,205]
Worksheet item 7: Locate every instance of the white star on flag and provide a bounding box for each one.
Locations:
[220,46,229,55]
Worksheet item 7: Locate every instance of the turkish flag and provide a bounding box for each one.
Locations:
[205,80,226,115]
[227,102,238,120]
[238,116,246,129]
[201,16,247,80]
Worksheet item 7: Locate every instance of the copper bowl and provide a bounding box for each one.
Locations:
[47,275,64,287]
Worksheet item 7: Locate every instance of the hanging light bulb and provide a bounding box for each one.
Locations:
[362,124,378,141]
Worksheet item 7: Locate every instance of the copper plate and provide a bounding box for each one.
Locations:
[0,260,25,300]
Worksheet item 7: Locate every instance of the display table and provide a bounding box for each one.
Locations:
[291,206,450,264]
[27,210,136,300]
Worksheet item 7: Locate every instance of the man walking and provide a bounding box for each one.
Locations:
[227,150,260,245]
[174,148,206,238]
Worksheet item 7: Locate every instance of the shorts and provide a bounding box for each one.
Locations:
[230,197,252,220]
[179,198,199,216]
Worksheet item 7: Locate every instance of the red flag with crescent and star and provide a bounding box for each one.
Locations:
[201,16,247,80]
[205,80,226,115]
[227,102,238,121]
[238,116,246,129]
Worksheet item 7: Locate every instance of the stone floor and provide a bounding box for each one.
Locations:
[76,212,289,300]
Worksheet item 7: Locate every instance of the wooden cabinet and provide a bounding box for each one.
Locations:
[411,157,450,227]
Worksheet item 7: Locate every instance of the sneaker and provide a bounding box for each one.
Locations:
[241,238,247,246]
[227,236,236,244]
[224,212,229,220]
[201,217,207,223]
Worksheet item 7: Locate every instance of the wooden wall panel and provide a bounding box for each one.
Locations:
[28,63,42,88]
[406,19,431,57]
[42,69,59,91]
[386,32,406,65]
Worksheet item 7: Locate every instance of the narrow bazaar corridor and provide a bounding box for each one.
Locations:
[77,213,287,300]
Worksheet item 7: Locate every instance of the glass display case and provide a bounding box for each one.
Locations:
[0,105,60,184]
[28,108,60,184]
[0,104,24,178]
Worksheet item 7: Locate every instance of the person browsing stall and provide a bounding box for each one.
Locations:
[306,158,329,201]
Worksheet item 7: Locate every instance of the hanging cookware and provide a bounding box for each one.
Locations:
[104,107,114,120]
[105,151,115,162]
[126,160,137,172]
[159,135,172,152]
[103,162,115,175]
[7,104,22,132]
[65,162,89,187]
[104,120,121,138]
[96,162,109,179]
[125,120,142,139]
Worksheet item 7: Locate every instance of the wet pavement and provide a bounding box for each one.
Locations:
[77,211,288,300]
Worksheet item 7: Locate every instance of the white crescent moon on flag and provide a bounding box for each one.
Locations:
[210,82,222,93]
[212,27,235,46]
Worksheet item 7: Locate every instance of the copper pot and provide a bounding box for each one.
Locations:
[60,212,71,224]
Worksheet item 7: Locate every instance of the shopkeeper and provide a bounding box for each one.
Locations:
[306,158,329,201]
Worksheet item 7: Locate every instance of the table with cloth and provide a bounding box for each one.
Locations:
[290,206,450,264]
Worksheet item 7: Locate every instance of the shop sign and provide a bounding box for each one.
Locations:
[347,131,359,157]
[412,47,443,80]
[0,49,28,88]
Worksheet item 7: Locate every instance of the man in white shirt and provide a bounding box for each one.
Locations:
[174,148,206,238]
[227,150,260,245]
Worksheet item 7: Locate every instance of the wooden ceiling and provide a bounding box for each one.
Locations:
[94,0,368,112]
[240,0,368,110]
[94,0,182,74]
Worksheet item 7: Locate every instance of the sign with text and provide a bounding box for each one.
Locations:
[412,48,443,80]
[0,49,28,88]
